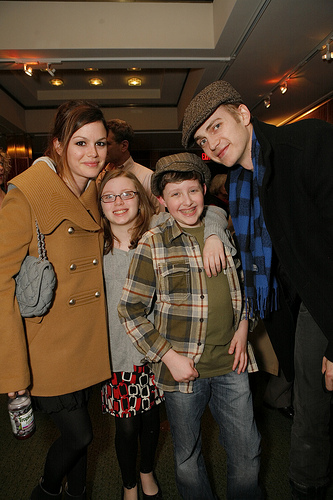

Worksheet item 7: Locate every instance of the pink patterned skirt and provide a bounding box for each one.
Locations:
[101,364,164,418]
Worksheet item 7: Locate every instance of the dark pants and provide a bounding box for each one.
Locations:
[115,404,160,488]
[263,369,293,408]
[43,405,92,495]
[289,303,332,489]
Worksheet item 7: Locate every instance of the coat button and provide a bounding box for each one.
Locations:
[198,268,202,273]
[199,318,204,322]
[95,291,101,298]
[69,299,76,305]
[200,295,204,299]
[92,259,98,265]
[69,264,76,271]
[68,227,75,234]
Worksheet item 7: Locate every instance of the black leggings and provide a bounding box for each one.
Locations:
[115,404,160,489]
[42,405,93,495]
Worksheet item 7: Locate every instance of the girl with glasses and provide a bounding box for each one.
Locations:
[99,169,164,500]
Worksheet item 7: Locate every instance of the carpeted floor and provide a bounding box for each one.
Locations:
[0,373,332,500]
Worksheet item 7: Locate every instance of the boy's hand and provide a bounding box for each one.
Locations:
[162,349,198,383]
[203,235,226,277]
[229,319,248,374]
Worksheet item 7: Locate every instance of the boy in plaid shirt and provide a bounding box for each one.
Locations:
[118,153,262,500]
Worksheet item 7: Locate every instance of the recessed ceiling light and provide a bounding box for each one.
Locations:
[84,67,99,72]
[127,67,141,72]
[89,77,103,86]
[49,78,64,87]
[128,77,142,87]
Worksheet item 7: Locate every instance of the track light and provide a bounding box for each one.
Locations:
[280,81,288,94]
[322,42,333,61]
[46,64,56,77]
[24,64,33,77]
[264,96,271,109]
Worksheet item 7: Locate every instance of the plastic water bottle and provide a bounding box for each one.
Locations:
[8,391,36,440]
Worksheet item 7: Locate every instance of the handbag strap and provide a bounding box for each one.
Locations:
[35,219,47,260]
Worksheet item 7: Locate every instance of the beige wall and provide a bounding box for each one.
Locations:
[0,1,236,51]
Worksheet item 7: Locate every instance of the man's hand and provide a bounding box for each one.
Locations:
[162,349,198,383]
[322,357,333,391]
[202,235,226,277]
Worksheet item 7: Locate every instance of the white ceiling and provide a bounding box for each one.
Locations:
[0,0,332,155]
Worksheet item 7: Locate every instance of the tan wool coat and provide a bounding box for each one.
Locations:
[0,160,111,396]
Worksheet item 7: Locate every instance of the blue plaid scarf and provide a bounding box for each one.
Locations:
[228,132,278,318]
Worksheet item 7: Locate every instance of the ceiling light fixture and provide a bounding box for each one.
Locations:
[89,77,103,86]
[49,78,64,87]
[280,81,288,94]
[127,67,141,72]
[84,67,99,72]
[322,42,333,61]
[264,96,271,109]
[46,64,56,77]
[24,64,33,77]
[128,77,142,87]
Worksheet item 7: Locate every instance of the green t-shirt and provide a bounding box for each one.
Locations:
[184,225,234,378]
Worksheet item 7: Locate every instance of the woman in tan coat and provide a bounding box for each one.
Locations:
[0,100,111,500]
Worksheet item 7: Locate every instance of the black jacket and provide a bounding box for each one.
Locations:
[252,117,333,379]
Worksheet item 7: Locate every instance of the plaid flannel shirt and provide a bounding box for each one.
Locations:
[118,216,257,393]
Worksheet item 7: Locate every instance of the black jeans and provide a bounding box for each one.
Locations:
[289,303,332,489]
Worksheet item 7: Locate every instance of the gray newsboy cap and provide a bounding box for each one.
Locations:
[182,80,243,149]
[151,153,211,196]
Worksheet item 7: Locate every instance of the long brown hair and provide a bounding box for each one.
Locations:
[98,169,155,254]
[45,100,108,191]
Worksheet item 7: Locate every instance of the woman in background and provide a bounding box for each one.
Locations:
[0,147,12,208]
[0,100,111,500]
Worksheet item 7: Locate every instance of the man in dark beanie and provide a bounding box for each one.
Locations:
[182,80,333,500]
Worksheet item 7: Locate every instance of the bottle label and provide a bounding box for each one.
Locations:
[9,403,35,438]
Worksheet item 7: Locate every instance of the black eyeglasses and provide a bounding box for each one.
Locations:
[100,191,138,203]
